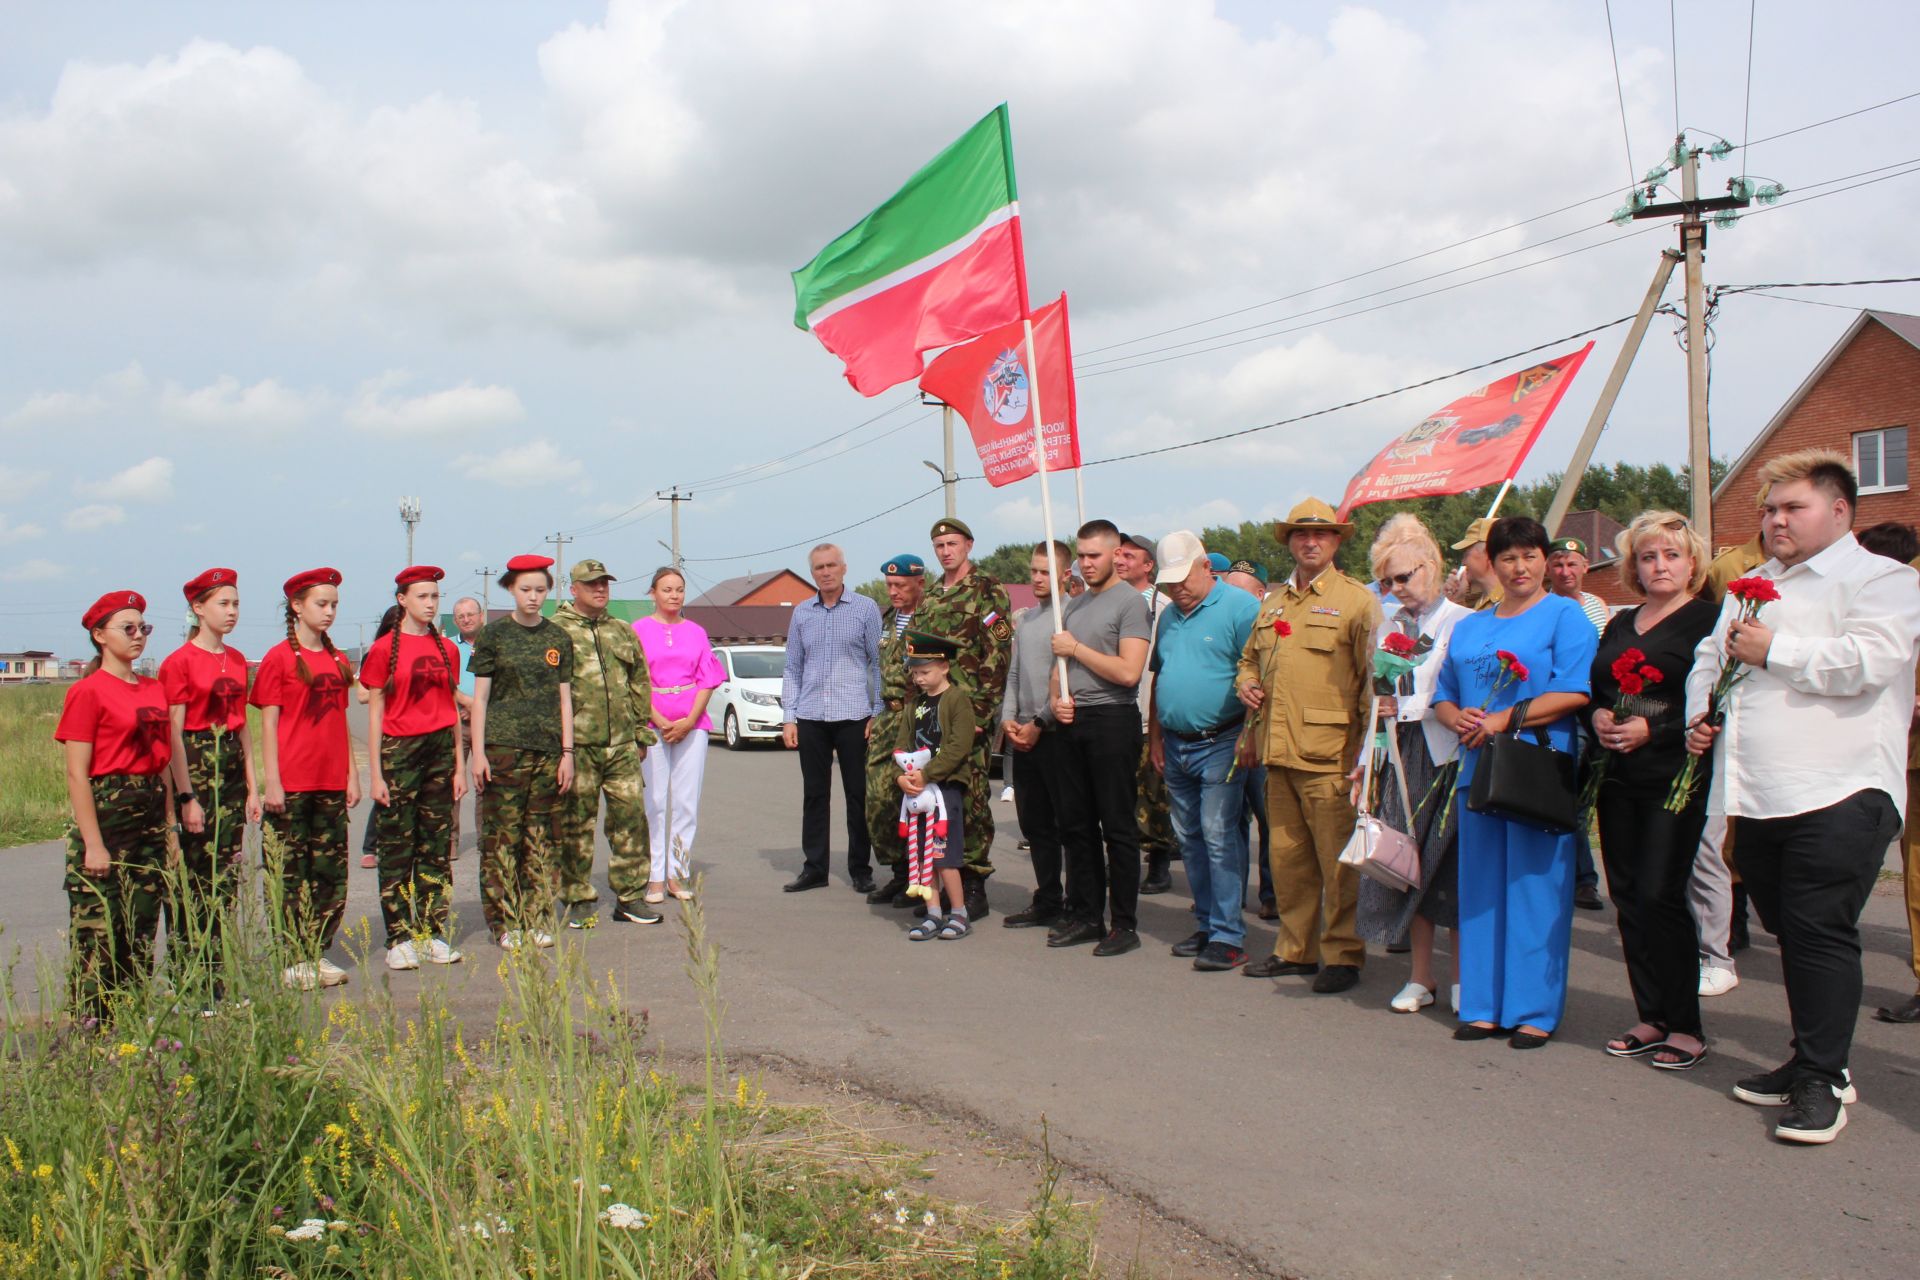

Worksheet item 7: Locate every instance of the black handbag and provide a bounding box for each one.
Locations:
[1466,698,1579,833]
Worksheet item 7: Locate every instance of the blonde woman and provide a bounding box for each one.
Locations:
[1355,515,1472,1014]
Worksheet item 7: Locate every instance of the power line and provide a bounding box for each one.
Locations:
[1715,274,1920,295]
[683,484,946,565]
[1739,0,1757,184]
[1668,0,1682,136]
[1743,88,1920,150]
[1604,0,1638,192]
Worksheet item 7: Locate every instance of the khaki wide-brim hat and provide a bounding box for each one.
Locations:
[1274,497,1353,539]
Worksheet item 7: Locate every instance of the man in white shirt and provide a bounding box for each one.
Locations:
[1686,449,1920,1145]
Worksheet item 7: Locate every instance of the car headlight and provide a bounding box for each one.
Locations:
[741,690,780,707]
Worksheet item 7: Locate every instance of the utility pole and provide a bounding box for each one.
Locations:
[399,496,422,565]
[474,567,496,614]
[918,394,959,518]
[1677,148,1714,548]
[656,488,691,571]
[545,531,574,592]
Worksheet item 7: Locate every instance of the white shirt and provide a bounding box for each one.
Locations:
[1377,595,1473,765]
[1685,532,1920,820]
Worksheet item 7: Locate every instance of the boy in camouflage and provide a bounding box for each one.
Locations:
[863,554,925,904]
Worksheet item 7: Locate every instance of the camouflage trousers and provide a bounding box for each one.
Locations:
[557,741,651,905]
[480,745,561,937]
[865,708,910,868]
[959,732,995,878]
[65,774,170,1019]
[374,729,456,947]
[1137,736,1176,860]
[267,790,349,956]
[170,728,247,970]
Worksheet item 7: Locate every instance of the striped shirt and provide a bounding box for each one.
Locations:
[781,590,884,723]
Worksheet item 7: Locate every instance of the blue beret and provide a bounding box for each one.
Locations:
[1206,552,1231,573]
[882,553,925,577]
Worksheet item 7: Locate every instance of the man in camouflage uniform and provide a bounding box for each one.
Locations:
[864,553,927,905]
[66,774,173,1019]
[1117,531,1178,892]
[550,559,660,926]
[912,517,1012,919]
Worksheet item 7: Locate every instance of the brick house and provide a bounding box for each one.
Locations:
[688,569,814,608]
[1712,309,1920,551]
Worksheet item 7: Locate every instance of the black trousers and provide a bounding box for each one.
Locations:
[797,718,871,879]
[1055,705,1143,932]
[1011,727,1067,914]
[1734,788,1903,1087]
[1596,785,1709,1038]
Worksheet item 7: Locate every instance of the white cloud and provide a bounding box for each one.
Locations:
[77,456,173,503]
[0,465,50,502]
[64,503,126,532]
[346,372,526,434]
[452,437,584,487]
[0,515,44,543]
[2,363,147,427]
[160,375,325,428]
[0,558,65,583]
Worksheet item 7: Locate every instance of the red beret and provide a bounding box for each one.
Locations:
[283,567,343,599]
[83,590,146,631]
[395,565,444,587]
[182,567,237,602]
[505,554,554,573]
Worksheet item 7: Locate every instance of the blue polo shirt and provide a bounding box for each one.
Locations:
[1151,580,1260,734]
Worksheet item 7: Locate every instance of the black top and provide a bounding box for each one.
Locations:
[1586,597,1719,793]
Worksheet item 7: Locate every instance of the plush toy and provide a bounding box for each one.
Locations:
[893,748,947,901]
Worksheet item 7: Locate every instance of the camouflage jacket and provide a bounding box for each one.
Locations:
[550,603,656,749]
[877,609,915,713]
[913,569,1012,727]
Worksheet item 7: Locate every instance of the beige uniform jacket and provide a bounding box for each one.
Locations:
[1235,568,1380,774]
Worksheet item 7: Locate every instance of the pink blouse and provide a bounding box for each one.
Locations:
[634,615,725,732]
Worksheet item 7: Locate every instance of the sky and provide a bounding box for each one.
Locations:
[2,0,1918,654]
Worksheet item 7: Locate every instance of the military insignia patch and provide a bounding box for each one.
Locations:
[989,619,1011,643]
[544,648,561,667]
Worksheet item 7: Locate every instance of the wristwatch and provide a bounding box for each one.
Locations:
[177,792,195,807]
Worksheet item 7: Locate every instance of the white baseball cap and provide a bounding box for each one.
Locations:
[1155,530,1206,585]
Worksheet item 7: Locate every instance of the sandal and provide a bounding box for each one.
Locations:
[908,917,942,941]
[1649,1041,1708,1072]
[937,917,972,940]
[1604,1028,1669,1058]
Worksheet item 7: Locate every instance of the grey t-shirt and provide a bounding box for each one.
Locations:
[1061,584,1152,707]
[1002,603,1060,725]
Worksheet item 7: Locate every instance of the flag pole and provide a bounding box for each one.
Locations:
[1484,477,1514,520]
[1073,466,1085,528]
[1024,317,1070,690]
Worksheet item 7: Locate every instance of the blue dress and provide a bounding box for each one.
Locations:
[1435,594,1598,1032]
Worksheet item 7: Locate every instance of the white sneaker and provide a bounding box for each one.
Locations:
[1699,964,1740,997]
[498,930,522,951]
[385,941,421,971]
[315,958,350,987]
[424,938,464,965]
[532,931,555,949]
[282,961,320,991]
[1389,982,1435,1013]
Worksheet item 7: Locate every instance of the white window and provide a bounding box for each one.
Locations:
[1854,426,1909,495]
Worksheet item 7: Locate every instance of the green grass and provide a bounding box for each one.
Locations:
[0,687,68,849]
[0,860,1103,1278]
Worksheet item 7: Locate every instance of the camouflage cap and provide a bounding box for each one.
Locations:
[570,558,616,583]
[930,517,974,541]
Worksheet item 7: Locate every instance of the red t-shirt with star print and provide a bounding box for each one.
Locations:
[55,669,174,777]
[159,641,251,732]
[249,642,352,792]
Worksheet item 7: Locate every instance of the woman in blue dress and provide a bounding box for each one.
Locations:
[1433,517,1598,1049]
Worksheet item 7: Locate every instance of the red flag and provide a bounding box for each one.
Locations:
[1336,343,1594,518]
[919,294,1080,487]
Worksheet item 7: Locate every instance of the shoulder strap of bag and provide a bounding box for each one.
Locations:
[1356,695,1380,815]
[1505,697,1554,748]
[1382,706,1414,824]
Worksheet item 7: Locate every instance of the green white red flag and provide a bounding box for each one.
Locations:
[919,294,1079,487]
[1336,343,1595,518]
[791,105,1027,396]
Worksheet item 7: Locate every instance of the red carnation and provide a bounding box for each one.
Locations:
[1274,619,1292,637]
[1726,576,1781,604]
[1381,632,1417,658]
[1639,665,1663,684]
[1507,660,1531,681]
[1495,649,1520,666]
[1609,648,1647,681]
[1617,672,1645,697]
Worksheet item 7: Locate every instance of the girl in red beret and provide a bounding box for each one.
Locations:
[360,566,467,970]
[55,592,176,1019]
[158,568,260,1006]
[249,568,359,990]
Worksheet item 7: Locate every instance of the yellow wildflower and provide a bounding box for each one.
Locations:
[4,1136,22,1174]
[176,1074,195,1093]
[115,1042,139,1059]
[34,1164,53,1180]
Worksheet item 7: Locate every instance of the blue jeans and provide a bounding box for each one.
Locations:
[1163,731,1250,948]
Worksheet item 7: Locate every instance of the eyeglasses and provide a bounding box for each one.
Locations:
[114,623,155,638]
[1376,567,1422,590]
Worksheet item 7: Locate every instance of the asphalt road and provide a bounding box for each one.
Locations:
[5,742,1919,1279]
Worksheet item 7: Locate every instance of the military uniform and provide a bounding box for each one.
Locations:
[550,594,657,908]
[1134,589,1178,886]
[865,603,917,869]
[913,548,1012,882]
[1236,540,1379,971]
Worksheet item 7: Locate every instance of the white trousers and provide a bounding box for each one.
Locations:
[1689,812,1735,971]
[642,729,709,880]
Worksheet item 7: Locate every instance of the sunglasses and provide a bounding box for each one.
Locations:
[1376,567,1422,589]
[113,623,155,638]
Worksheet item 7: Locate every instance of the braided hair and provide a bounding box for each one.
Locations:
[375,604,404,695]
[285,590,355,685]
[425,618,459,695]
[83,638,104,677]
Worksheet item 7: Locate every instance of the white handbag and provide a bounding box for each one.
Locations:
[1338,697,1423,893]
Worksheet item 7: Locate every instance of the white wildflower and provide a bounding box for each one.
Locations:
[881,1188,898,1204]
[922,1210,937,1228]
[599,1202,653,1230]
[599,1183,612,1194]
[285,1218,328,1242]
[894,1206,910,1225]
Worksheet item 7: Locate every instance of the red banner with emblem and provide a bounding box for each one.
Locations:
[919,293,1080,487]
[1336,342,1595,518]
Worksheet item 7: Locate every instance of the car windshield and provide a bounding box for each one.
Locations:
[729,651,785,679]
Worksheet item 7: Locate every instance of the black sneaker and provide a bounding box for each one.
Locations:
[1170,931,1209,958]
[610,900,664,925]
[1775,1078,1848,1144]
[563,901,597,929]
[1192,941,1248,972]
[1003,905,1064,929]
[1092,928,1140,957]
[866,873,908,905]
[1733,1063,1857,1107]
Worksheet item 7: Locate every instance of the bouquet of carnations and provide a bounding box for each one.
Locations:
[1577,648,1665,817]
[1228,617,1291,781]
[1664,575,1781,813]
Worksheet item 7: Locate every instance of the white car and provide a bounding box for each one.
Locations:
[710,645,786,749]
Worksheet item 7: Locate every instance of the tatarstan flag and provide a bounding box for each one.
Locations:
[791,105,1027,396]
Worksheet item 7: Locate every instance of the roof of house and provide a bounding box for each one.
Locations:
[682,604,794,646]
[1553,509,1626,567]
[688,570,808,608]
[1714,309,1920,500]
